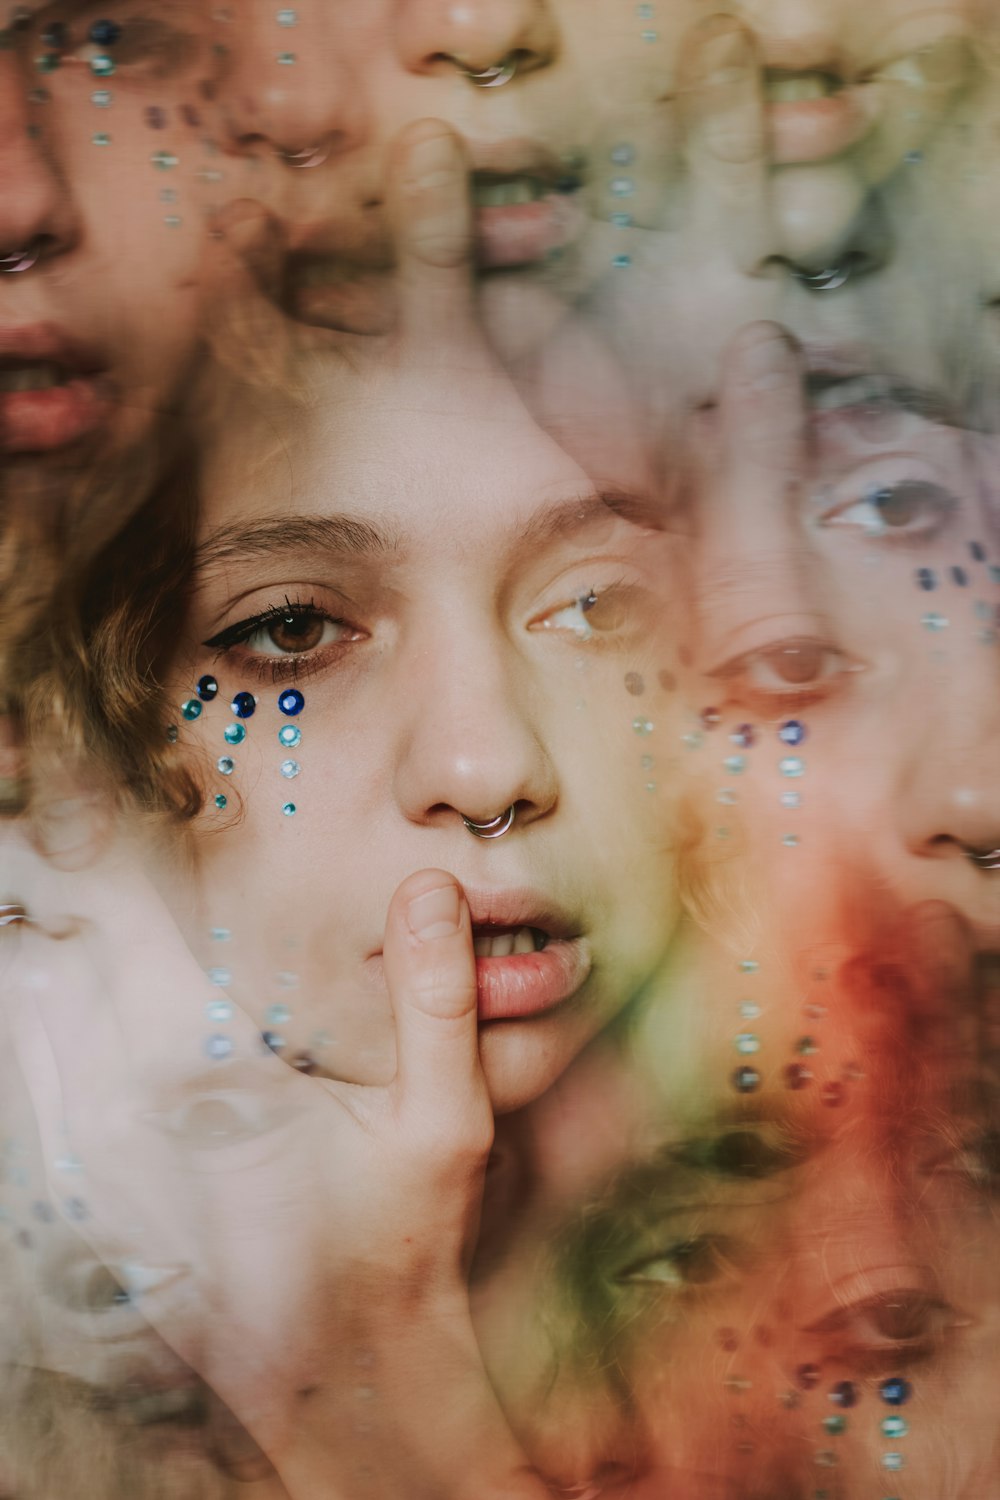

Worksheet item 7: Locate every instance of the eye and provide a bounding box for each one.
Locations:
[804,1288,957,1370]
[711,636,862,717]
[818,478,958,541]
[65,13,205,80]
[927,1128,1000,1196]
[243,612,360,657]
[615,1235,737,1292]
[203,599,367,680]
[144,1089,286,1150]
[530,582,634,641]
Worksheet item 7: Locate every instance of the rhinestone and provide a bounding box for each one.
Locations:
[915,567,936,590]
[89,18,121,44]
[89,53,114,75]
[782,833,800,847]
[214,793,227,809]
[217,756,234,775]
[797,1364,820,1390]
[261,1029,286,1053]
[821,1080,844,1106]
[165,724,179,743]
[278,724,301,748]
[732,1065,760,1093]
[207,967,231,987]
[282,802,297,816]
[780,791,801,809]
[91,131,111,145]
[785,1062,811,1089]
[640,755,653,770]
[739,960,759,973]
[276,50,295,62]
[610,144,635,164]
[196,674,218,702]
[42,20,67,46]
[610,211,633,227]
[64,1197,88,1221]
[739,1001,760,1019]
[205,1034,234,1061]
[700,706,721,728]
[951,565,969,587]
[778,720,806,746]
[90,88,112,105]
[266,1002,291,1025]
[881,1416,908,1438]
[35,51,59,71]
[921,611,948,630]
[210,927,231,941]
[717,788,737,805]
[612,253,631,268]
[277,6,297,21]
[989,565,1000,584]
[232,691,256,718]
[829,1381,857,1409]
[779,756,805,777]
[280,759,300,779]
[724,755,746,774]
[682,731,704,749]
[735,1033,760,1054]
[823,1416,846,1435]
[730,723,755,748]
[610,177,634,197]
[206,999,233,1022]
[292,1052,318,1073]
[879,1378,911,1406]
[632,717,654,735]
[150,149,178,170]
[278,688,304,716]
[180,698,202,721]
[970,541,986,562]
[882,1454,904,1472]
[797,1036,818,1054]
[223,722,246,744]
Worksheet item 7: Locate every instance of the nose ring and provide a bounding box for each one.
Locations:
[966,847,1000,871]
[457,56,518,87]
[0,247,39,273]
[790,263,852,293]
[0,904,29,926]
[276,144,329,169]
[462,807,516,839]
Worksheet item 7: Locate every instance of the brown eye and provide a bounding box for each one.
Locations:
[758,639,827,685]
[267,613,326,653]
[805,1288,956,1369]
[711,636,861,717]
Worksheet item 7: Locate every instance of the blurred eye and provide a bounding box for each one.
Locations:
[616,1235,736,1292]
[68,14,205,79]
[804,1288,956,1370]
[530,583,634,641]
[819,478,958,540]
[145,1089,283,1150]
[712,636,862,717]
[928,1128,1000,1195]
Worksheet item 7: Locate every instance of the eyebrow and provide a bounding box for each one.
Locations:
[195,513,398,572]
[518,489,666,551]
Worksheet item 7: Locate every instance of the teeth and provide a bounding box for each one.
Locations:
[765,71,837,103]
[0,363,62,393]
[473,176,545,209]
[473,926,542,958]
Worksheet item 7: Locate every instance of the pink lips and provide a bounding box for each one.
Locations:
[475,935,592,1022]
[474,191,585,271]
[767,84,876,165]
[0,324,111,454]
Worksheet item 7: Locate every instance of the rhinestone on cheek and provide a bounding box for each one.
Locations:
[217,756,235,775]
[278,725,301,748]
[231,691,256,719]
[278,688,305,716]
[197,674,218,701]
[180,698,202,721]
[223,722,246,745]
[282,802,297,817]
[280,759,301,779]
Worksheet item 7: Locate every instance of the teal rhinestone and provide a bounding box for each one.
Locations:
[223,722,246,745]
[266,1002,291,1025]
[823,1416,846,1435]
[278,725,301,748]
[276,50,295,62]
[612,253,631,268]
[180,699,202,721]
[35,51,59,71]
[89,53,114,75]
[779,756,805,777]
[207,967,231,987]
[739,960,759,973]
[282,802,296,817]
[277,5,297,20]
[150,149,178,170]
[881,1417,908,1439]
[882,1454,904,1472]
[214,793,227,809]
[90,88,112,105]
[735,1033,760,1055]
[206,999,233,1023]
[724,754,746,774]
[92,132,111,145]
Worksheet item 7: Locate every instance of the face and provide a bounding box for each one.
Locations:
[0,0,221,511]
[161,357,685,1114]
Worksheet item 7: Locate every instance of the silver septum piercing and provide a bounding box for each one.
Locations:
[967,847,1000,871]
[462,807,516,839]
[458,56,517,87]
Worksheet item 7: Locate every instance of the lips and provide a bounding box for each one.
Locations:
[764,68,875,164]
[0,325,112,453]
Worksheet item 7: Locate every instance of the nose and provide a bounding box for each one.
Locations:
[0,58,79,262]
[217,5,370,162]
[392,617,558,833]
[889,641,1000,927]
[392,0,559,78]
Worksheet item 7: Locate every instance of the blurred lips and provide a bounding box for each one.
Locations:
[0,325,111,453]
[764,70,875,163]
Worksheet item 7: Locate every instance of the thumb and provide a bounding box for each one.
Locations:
[382,870,489,1144]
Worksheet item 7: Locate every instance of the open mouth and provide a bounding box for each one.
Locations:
[472,924,549,958]
[471,168,584,271]
[0,352,111,453]
[761,67,872,164]
[764,68,843,104]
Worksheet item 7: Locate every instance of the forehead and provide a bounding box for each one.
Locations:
[198,389,597,549]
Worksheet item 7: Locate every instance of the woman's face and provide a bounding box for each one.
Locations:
[163,362,686,1114]
[1,1,220,490]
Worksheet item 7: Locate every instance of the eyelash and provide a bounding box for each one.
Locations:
[203,598,360,685]
[710,636,862,718]
[819,476,959,542]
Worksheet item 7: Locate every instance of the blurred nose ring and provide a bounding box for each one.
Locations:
[791,264,852,293]
[0,247,39,273]
[967,847,1000,871]
[458,56,517,87]
[0,904,28,926]
[277,144,329,169]
[462,807,516,839]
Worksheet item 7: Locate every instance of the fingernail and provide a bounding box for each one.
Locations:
[405,126,462,192]
[407,882,461,941]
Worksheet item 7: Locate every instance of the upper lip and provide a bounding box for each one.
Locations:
[0,323,105,374]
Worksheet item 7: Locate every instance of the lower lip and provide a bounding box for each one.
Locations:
[767,88,872,164]
[475,935,591,1021]
[0,376,112,453]
[475,191,585,271]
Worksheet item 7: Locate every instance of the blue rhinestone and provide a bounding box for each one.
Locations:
[89,18,122,45]
[223,722,246,745]
[196,674,218,701]
[879,1377,911,1406]
[282,802,297,817]
[778,720,806,746]
[180,698,202,721]
[261,1030,285,1053]
[612,253,631,268]
[732,1065,760,1093]
[42,21,67,47]
[951,565,969,587]
[829,1380,857,1408]
[205,1034,234,1062]
[915,567,936,590]
[231,691,256,719]
[970,541,986,562]
[278,725,301,748]
[207,966,231,987]
[278,688,304,716]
